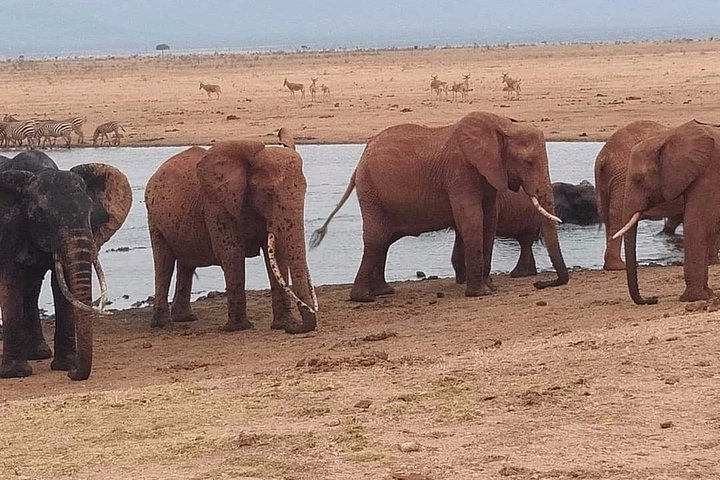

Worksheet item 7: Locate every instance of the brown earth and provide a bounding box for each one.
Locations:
[1,40,720,146]
[1,266,720,479]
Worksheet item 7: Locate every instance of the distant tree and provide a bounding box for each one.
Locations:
[156,43,170,58]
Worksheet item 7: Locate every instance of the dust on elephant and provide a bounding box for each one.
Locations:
[145,130,318,334]
[311,112,568,301]
[613,120,720,304]
[0,150,132,380]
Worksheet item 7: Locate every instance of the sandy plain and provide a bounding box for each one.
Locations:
[1,40,720,480]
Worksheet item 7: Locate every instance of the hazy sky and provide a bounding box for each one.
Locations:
[5,1,720,55]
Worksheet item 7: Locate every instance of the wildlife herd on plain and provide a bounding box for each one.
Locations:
[0,63,716,382]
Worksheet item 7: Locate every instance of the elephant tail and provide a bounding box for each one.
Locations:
[310,170,357,249]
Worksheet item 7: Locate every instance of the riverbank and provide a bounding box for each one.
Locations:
[2,266,720,478]
[1,40,720,146]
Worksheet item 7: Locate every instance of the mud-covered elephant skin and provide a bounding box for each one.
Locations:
[0,150,132,380]
[312,112,569,302]
[145,129,317,334]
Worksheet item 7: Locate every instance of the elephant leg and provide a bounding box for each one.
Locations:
[679,212,710,302]
[482,195,498,292]
[49,271,77,371]
[603,190,626,270]
[510,232,538,277]
[219,248,251,331]
[149,227,175,328]
[370,240,395,296]
[262,246,293,330]
[708,230,720,265]
[452,233,466,284]
[351,209,392,302]
[170,264,198,323]
[24,270,52,360]
[451,193,492,297]
[0,279,32,378]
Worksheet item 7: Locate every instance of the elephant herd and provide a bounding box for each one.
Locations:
[0,111,717,381]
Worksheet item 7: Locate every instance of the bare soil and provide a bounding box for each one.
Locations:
[2,266,720,479]
[1,40,720,146]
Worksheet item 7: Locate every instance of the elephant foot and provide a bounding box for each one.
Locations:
[151,310,171,328]
[485,277,498,292]
[28,341,53,360]
[350,285,376,302]
[0,359,32,378]
[270,313,293,330]
[171,309,199,323]
[465,283,494,297]
[372,283,395,296]
[603,259,626,271]
[51,352,77,371]
[679,287,710,303]
[510,267,538,278]
[284,310,317,334]
[222,319,254,332]
[455,274,466,284]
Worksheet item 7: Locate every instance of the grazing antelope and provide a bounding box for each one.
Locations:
[309,78,318,101]
[35,121,74,149]
[320,84,330,97]
[283,78,305,98]
[430,75,443,96]
[93,121,126,146]
[199,81,222,99]
[501,72,521,100]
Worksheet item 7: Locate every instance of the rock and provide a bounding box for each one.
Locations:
[660,421,674,429]
[427,275,439,280]
[579,132,588,137]
[392,474,431,480]
[226,114,239,120]
[141,342,152,349]
[664,377,679,385]
[416,271,426,279]
[536,300,548,306]
[354,399,372,410]
[398,441,422,453]
[436,292,445,298]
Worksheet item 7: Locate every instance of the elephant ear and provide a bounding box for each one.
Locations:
[445,113,507,192]
[658,120,715,201]
[70,163,132,247]
[196,141,266,219]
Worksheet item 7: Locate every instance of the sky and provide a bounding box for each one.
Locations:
[4,1,720,56]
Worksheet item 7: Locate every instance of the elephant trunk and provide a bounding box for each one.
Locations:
[56,232,97,380]
[267,229,317,334]
[528,186,569,288]
[623,223,658,305]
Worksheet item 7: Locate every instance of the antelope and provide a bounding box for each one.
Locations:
[449,74,471,102]
[320,84,330,97]
[309,78,318,101]
[199,82,222,99]
[501,72,521,100]
[430,75,443,96]
[283,78,305,98]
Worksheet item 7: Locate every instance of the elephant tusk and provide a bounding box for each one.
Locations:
[92,254,108,311]
[531,197,563,224]
[267,233,318,313]
[612,212,642,240]
[54,255,110,316]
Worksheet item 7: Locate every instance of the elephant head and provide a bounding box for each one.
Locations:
[0,162,131,380]
[613,120,715,304]
[196,140,317,333]
[445,112,569,288]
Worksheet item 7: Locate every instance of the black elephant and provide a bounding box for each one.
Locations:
[0,150,132,380]
[552,180,600,225]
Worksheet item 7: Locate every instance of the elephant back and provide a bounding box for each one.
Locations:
[1,151,58,173]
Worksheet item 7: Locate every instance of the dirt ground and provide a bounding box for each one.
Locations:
[1,40,720,145]
[1,266,720,479]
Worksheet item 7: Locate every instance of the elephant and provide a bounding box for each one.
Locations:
[0,150,132,379]
[612,120,720,304]
[311,112,569,302]
[144,129,318,334]
[489,181,600,279]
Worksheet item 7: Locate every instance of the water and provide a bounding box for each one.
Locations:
[1,143,682,312]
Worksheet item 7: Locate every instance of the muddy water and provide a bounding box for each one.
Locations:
[3,143,682,311]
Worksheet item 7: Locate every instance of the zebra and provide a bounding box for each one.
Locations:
[199,82,221,99]
[35,121,74,149]
[93,121,125,146]
[62,116,86,144]
[3,120,38,149]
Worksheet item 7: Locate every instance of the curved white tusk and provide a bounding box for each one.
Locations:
[612,212,642,240]
[531,197,563,224]
[93,255,108,312]
[267,233,318,313]
[54,255,110,316]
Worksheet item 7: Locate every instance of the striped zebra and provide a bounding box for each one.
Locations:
[62,116,86,144]
[35,121,74,149]
[93,121,125,146]
[3,120,38,149]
